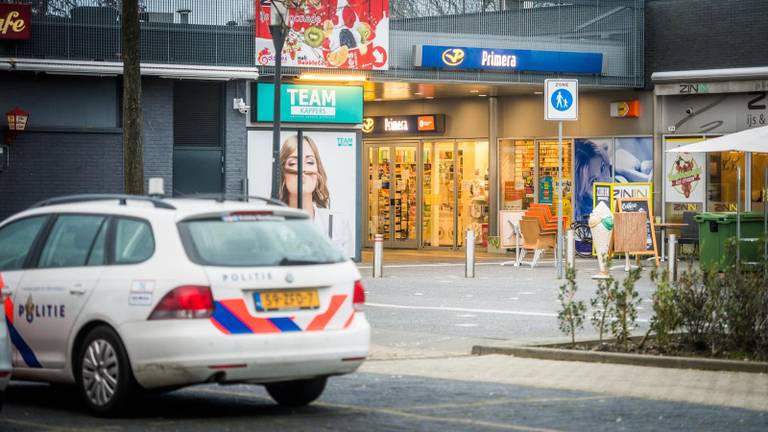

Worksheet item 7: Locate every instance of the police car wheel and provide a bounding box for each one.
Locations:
[76,326,137,416]
[266,377,327,407]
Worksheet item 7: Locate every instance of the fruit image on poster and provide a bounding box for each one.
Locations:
[255,0,389,70]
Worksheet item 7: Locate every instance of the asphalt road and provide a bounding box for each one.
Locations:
[1,256,765,431]
[1,374,765,432]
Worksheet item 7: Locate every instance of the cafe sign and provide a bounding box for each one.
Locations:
[0,3,31,40]
[252,83,363,124]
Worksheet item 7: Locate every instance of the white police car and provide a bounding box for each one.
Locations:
[0,194,369,415]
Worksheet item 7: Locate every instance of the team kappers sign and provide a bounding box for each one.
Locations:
[247,130,358,258]
[255,0,389,70]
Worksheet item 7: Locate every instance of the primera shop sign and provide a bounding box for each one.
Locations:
[253,83,363,124]
[414,45,605,75]
[0,3,31,40]
[362,115,445,136]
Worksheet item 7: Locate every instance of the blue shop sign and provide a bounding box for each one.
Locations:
[414,45,604,75]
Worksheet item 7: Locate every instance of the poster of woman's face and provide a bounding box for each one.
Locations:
[247,130,358,258]
[574,138,613,223]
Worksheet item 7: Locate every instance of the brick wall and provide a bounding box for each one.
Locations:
[142,78,174,195]
[645,0,768,88]
[0,131,123,218]
[224,80,248,197]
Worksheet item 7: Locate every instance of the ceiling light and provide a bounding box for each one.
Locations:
[534,91,543,95]
[470,89,479,93]
[478,94,487,97]
[414,92,423,95]
[374,98,382,101]
[426,96,434,99]
[298,73,366,82]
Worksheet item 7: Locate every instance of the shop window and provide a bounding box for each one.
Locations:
[707,151,746,212]
[499,139,535,210]
[751,153,768,212]
[538,139,573,220]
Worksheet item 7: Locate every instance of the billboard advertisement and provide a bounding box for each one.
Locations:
[255,0,389,70]
[615,137,653,184]
[574,138,613,223]
[247,130,358,258]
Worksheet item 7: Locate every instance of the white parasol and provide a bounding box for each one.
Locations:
[665,125,768,153]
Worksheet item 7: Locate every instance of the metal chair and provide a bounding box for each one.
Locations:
[677,211,699,256]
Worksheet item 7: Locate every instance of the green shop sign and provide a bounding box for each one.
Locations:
[252,83,363,124]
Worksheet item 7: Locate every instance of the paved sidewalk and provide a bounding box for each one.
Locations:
[360,354,768,412]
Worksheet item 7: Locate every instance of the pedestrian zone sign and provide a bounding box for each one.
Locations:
[545,79,578,121]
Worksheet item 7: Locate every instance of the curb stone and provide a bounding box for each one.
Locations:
[471,345,768,374]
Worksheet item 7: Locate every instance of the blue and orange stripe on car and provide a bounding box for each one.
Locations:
[211,295,348,335]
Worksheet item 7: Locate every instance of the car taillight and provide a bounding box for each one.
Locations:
[353,280,365,311]
[149,285,214,320]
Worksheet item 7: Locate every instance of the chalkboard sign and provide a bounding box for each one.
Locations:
[616,197,659,265]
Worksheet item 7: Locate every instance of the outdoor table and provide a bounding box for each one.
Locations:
[655,222,688,262]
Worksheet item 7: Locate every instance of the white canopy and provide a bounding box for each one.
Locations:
[666,125,768,153]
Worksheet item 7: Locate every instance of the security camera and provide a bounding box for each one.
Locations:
[233,98,250,115]
[685,107,695,115]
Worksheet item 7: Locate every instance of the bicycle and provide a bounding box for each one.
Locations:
[570,220,594,258]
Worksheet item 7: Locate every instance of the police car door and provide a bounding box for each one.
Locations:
[13,214,108,370]
[0,215,51,369]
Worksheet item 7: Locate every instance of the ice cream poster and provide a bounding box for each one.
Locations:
[255,0,389,70]
[664,137,706,204]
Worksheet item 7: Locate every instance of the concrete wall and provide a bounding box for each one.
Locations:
[499,91,654,138]
[364,97,490,139]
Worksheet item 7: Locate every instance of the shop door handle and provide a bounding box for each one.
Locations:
[70,285,87,296]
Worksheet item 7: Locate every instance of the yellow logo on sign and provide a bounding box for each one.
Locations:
[617,101,629,117]
[441,48,465,67]
[362,117,375,134]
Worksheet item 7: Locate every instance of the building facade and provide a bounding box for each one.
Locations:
[1,0,766,256]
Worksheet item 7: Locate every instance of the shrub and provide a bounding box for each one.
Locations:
[590,255,614,343]
[648,266,680,351]
[557,265,586,346]
[609,266,643,350]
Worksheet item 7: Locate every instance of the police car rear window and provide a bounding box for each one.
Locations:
[178,217,345,267]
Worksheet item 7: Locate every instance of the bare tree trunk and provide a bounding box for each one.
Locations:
[122,0,144,194]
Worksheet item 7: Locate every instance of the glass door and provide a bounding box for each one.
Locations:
[365,143,419,248]
[537,139,574,220]
[423,140,489,249]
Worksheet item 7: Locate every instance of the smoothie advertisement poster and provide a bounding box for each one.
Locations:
[255,0,389,70]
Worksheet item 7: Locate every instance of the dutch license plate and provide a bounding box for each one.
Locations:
[254,289,320,312]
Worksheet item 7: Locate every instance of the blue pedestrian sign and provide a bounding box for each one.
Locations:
[545,79,578,121]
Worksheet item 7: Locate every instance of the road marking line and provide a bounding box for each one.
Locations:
[358,262,513,269]
[366,302,557,318]
[455,323,479,327]
[198,387,562,432]
[407,395,613,411]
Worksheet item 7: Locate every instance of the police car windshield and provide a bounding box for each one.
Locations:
[178,217,346,267]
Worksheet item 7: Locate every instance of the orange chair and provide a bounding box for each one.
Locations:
[525,207,558,230]
[517,216,557,267]
[530,203,570,228]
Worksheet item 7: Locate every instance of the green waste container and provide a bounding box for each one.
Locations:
[694,212,767,271]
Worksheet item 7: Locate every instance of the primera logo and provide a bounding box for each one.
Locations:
[441,48,465,67]
[362,117,375,133]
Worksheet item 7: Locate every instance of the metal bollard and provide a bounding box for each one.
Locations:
[465,229,475,278]
[668,234,677,284]
[566,229,575,269]
[373,234,383,278]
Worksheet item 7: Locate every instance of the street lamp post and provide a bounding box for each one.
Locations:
[269,1,287,200]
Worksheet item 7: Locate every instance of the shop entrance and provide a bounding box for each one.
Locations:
[365,142,419,248]
[364,140,489,250]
